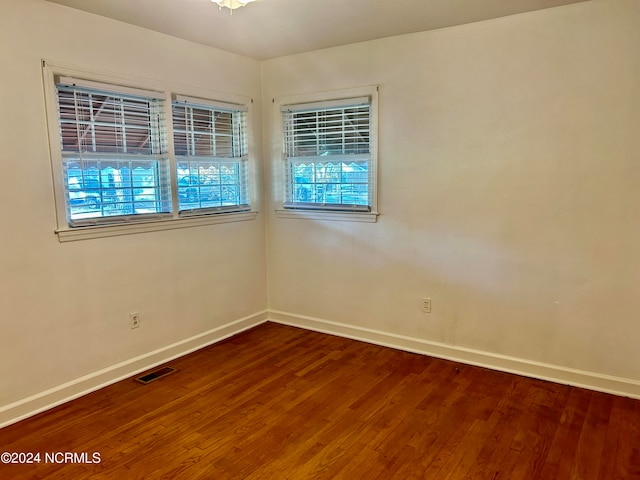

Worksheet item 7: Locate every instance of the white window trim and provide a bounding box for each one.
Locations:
[274,209,377,223]
[273,85,379,223]
[55,211,258,242]
[42,60,258,242]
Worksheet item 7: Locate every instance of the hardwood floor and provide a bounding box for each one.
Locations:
[2,322,639,479]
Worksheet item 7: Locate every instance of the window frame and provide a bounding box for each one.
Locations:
[274,86,379,223]
[42,61,257,241]
[55,79,174,227]
[172,94,251,217]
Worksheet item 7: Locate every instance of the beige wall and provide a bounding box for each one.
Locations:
[2,0,640,425]
[0,0,267,418]
[263,0,640,382]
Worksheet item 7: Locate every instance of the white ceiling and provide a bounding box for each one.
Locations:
[46,0,590,60]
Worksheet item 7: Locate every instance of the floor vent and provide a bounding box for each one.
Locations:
[135,366,177,385]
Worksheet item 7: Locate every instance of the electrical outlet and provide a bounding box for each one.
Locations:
[130,312,140,329]
[421,297,431,314]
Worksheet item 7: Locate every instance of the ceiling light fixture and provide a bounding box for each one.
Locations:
[212,0,256,13]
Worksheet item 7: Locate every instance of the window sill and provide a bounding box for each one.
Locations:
[55,211,259,242]
[275,209,378,223]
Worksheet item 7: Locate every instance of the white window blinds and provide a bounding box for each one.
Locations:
[172,96,250,215]
[56,80,172,226]
[282,96,372,211]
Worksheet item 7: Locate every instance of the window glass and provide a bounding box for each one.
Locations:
[172,100,249,214]
[56,83,171,225]
[282,98,372,212]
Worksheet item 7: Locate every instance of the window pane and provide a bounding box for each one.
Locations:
[283,97,371,210]
[57,88,162,156]
[289,161,369,206]
[176,160,246,210]
[284,105,370,158]
[173,101,249,213]
[64,158,171,221]
[56,82,171,225]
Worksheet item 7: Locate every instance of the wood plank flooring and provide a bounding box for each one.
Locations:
[2,322,640,479]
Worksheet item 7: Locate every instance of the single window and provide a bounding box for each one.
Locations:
[55,80,172,226]
[282,95,374,213]
[172,96,250,215]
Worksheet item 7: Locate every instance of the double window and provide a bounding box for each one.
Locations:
[279,86,378,220]
[44,63,253,239]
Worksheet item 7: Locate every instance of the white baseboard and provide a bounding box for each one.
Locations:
[5,309,639,429]
[0,311,268,429]
[268,310,640,400]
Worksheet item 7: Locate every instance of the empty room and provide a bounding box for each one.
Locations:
[1,0,639,478]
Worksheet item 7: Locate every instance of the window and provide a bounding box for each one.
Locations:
[172,96,249,215]
[43,62,256,240]
[279,86,378,221]
[56,79,172,226]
